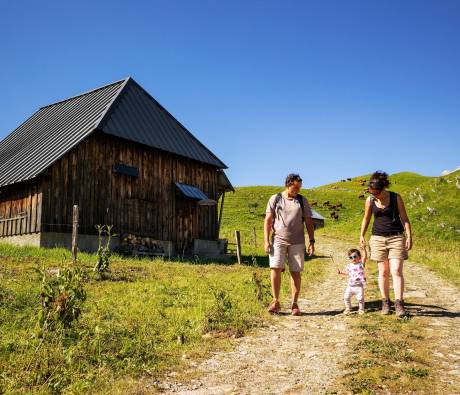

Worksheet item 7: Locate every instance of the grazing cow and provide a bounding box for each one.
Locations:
[332,213,339,220]
[358,194,366,199]
[347,178,352,181]
[336,203,343,208]
[330,211,336,218]
[341,179,346,182]
[311,201,318,207]
[323,200,330,206]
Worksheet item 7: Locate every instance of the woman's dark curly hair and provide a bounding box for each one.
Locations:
[368,171,390,190]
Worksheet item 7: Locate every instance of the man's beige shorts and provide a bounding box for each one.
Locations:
[269,241,305,272]
[369,234,408,261]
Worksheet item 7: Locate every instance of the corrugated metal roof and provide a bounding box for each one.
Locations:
[100,79,227,169]
[175,182,208,200]
[217,170,235,193]
[0,77,227,188]
[0,79,125,187]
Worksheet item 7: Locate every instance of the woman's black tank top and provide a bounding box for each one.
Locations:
[371,191,404,236]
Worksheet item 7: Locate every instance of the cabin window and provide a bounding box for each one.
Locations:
[112,164,139,177]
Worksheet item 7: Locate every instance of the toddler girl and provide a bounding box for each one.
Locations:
[338,248,367,314]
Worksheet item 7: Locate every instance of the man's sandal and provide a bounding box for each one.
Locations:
[268,300,281,314]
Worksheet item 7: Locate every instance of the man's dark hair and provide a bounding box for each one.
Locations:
[285,173,302,187]
[347,248,361,257]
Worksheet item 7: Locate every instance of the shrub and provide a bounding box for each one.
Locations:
[37,264,87,335]
[203,289,234,333]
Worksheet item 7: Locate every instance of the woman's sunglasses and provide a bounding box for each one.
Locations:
[368,188,382,196]
[349,254,359,260]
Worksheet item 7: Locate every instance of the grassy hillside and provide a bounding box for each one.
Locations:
[0,244,324,394]
[220,170,460,287]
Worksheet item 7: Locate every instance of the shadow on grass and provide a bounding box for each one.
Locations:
[155,253,332,268]
[270,309,344,317]
[300,309,344,317]
[238,253,330,268]
[364,299,460,318]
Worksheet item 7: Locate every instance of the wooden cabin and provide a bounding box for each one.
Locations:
[0,77,233,255]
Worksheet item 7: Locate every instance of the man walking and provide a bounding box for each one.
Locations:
[264,173,315,315]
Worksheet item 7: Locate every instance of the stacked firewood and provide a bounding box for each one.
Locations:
[115,233,166,257]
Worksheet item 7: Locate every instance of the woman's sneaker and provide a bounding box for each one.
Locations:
[395,299,406,317]
[268,300,281,314]
[381,299,391,315]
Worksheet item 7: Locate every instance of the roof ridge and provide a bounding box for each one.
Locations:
[39,77,129,109]
[125,78,227,168]
[93,77,131,130]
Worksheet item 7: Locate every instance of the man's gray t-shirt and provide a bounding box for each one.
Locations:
[266,193,313,245]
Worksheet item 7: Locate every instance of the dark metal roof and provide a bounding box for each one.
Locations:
[0,79,125,187]
[0,77,227,188]
[100,79,227,169]
[217,170,235,193]
[311,209,325,221]
[175,182,208,200]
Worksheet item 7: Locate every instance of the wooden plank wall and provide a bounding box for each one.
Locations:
[0,182,41,237]
[41,132,219,249]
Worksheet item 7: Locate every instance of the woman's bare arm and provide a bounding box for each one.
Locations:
[360,197,373,247]
[397,194,413,250]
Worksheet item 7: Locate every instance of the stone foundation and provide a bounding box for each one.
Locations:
[193,239,227,257]
[0,232,119,252]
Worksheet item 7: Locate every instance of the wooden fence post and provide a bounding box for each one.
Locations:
[217,192,225,239]
[235,230,242,265]
[72,205,79,264]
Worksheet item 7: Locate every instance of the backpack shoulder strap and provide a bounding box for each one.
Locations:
[296,194,305,222]
[271,193,282,217]
[271,193,282,232]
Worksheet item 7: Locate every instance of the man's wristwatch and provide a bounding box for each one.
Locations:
[309,239,315,244]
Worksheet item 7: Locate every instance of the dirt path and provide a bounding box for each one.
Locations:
[158,243,352,394]
[319,236,460,393]
[157,236,460,394]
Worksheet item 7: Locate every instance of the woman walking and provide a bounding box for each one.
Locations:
[360,171,412,316]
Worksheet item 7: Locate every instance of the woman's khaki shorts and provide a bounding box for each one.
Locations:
[369,234,408,261]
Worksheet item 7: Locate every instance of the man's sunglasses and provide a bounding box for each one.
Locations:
[349,254,359,260]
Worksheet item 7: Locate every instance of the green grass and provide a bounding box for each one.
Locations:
[220,170,460,287]
[0,244,324,394]
[1,169,458,393]
[337,265,437,394]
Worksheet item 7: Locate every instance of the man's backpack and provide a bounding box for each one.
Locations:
[271,193,305,225]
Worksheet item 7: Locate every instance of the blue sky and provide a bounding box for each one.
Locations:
[1,1,459,187]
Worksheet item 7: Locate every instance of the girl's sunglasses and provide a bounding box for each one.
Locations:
[349,254,359,260]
